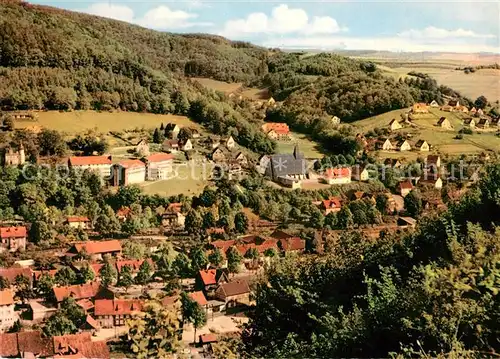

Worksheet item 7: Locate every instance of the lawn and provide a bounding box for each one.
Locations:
[14,111,199,134]
[276,132,325,158]
[192,77,243,94]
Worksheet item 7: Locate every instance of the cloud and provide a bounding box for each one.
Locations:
[398,26,496,39]
[81,3,212,30]
[220,4,346,37]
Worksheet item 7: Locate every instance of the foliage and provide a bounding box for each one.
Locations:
[226,246,243,274]
[99,259,117,287]
[118,265,134,290]
[135,260,153,285]
[55,267,77,286]
[181,292,207,343]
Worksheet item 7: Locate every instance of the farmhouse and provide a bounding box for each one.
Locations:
[181,139,193,151]
[430,100,439,107]
[233,152,248,167]
[211,147,228,163]
[379,139,394,151]
[215,280,251,309]
[419,175,443,189]
[223,136,236,149]
[389,119,402,131]
[28,300,57,322]
[321,197,343,215]
[412,103,429,113]
[0,267,32,287]
[66,240,122,260]
[477,118,490,129]
[161,211,186,230]
[68,156,112,179]
[351,165,370,181]
[0,226,27,253]
[263,145,308,188]
[52,282,101,304]
[331,116,341,125]
[262,123,291,141]
[197,269,229,292]
[414,140,430,152]
[448,100,460,108]
[463,118,476,129]
[426,155,441,169]
[145,153,174,180]
[94,299,143,328]
[113,159,146,186]
[65,216,91,230]
[437,117,453,130]
[384,158,402,168]
[324,167,352,185]
[165,123,180,139]
[162,139,180,152]
[135,139,150,157]
[3,145,25,167]
[398,180,414,197]
[396,139,412,151]
[0,289,16,331]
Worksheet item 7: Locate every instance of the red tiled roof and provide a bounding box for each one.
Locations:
[53,333,109,359]
[322,197,342,209]
[167,203,183,213]
[0,267,32,283]
[75,340,110,359]
[189,291,208,306]
[53,333,92,353]
[0,333,18,357]
[33,269,58,281]
[117,159,145,169]
[66,216,90,223]
[94,299,143,316]
[76,298,95,311]
[89,263,104,276]
[69,156,112,166]
[325,167,351,179]
[199,269,217,286]
[211,240,235,252]
[161,295,179,307]
[53,282,101,302]
[17,331,53,356]
[399,180,414,190]
[72,240,122,255]
[0,226,27,239]
[146,153,174,163]
[262,122,290,134]
[83,315,100,329]
[207,227,225,234]
[270,230,294,240]
[199,333,218,344]
[0,289,14,305]
[116,207,131,218]
[217,281,250,298]
[279,237,306,252]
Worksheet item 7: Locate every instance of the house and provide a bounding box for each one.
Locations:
[199,333,218,347]
[3,145,25,167]
[113,159,146,186]
[389,119,402,131]
[269,230,306,253]
[145,153,174,180]
[426,155,441,169]
[351,165,370,181]
[414,140,430,152]
[223,136,236,149]
[440,105,454,112]
[263,145,308,188]
[0,289,16,331]
[65,216,91,230]
[181,139,193,151]
[207,136,221,149]
[116,207,132,222]
[28,300,57,321]
[448,100,460,108]
[165,123,180,139]
[167,202,183,213]
[477,118,490,129]
[233,152,248,167]
[321,197,342,215]
[214,280,251,309]
[211,147,228,163]
[384,158,402,168]
[262,123,291,141]
[457,105,469,113]
[437,117,453,130]
[331,116,341,125]
[162,139,180,153]
[396,139,412,151]
[0,331,53,358]
[52,282,101,304]
[190,128,201,139]
[0,267,32,287]
[135,139,150,157]
[380,139,394,151]
[267,97,276,107]
[419,175,443,189]
[68,156,112,179]
[161,212,186,230]
[476,109,484,116]
[53,333,110,358]
[412,103,429,113]
[0,226,27,253]
[197,269,229,292]
[490,118,500,129]
[463,118,476,129]
[324,167,351,185]
[430,100,439,107]
[80,315,100,334]
[398,180,414,197]
[66,240,122,260]
[398,217,417,228]
[94,299,143,328]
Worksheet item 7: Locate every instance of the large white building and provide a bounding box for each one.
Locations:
[113,159,146,186]
[68,156,112,179]
[145,153,174,180]
[0,289,16,332]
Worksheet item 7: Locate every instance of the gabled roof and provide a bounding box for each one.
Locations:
[437,117,449,124]
[414,140,428,148]
[426,155,440,164]
[189,291,208,306]
[216,281,250,298]
[163,139,179,147]
[53,282,101,302]
[53,333,92,353]
[66,216,90,223]
[17,331,53,356]
[0,289,14,305]
[71,240,122,255]
[167,203,183,213]
[117,159,145,169]
[0,333,18,357]
[0,267,32,283]
[398,180,413,190]
[322,197,342,209]
[198,269,217,286]
[94,299,143,316]
[0,226,27,239]
[69,156,112,166]
[146,153,174,163]
[115,259,147,273]
[279,237,306,251]
[199,333,218,344]
[324,167,351,179]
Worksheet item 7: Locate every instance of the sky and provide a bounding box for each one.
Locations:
[31,0,500,53]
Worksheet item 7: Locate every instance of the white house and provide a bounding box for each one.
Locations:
[0,289,16,331]
[146,153,174,180]
[113,159,146,186]
[68,156,112,179]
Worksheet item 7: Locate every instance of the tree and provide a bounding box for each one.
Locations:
[404,190,423,217]
[474,95,488,109]
[308,208,325,229]
[245,247,259,260]
[78,265,95,284]
[38,129,67,156]
[118,265,134,291]
[337,206,354,229]
[264,248,277,257]
[123,241,147,259]
[226,246,242,275]
[36,274,54,299]
[208,248,224,267]
[99,260,117,287]
[0,276,9,289]
[8,320,22,333]
[152,128,164,144]
[43,311,77,337]
[202,211,216,229]
[126,301,180,358]
[2,116,14,131]
[135,260,152,285]
[55,267,77,286]
[234,212,249,233]
[376,194,390,214]
[177,127,192,142]
[190,247,209,272]
[181,292,207,343]
[172,253,191,278]
[95,205,121,237]
[185,210,202,234]
[14,274,35,301]
[60,297,85,326]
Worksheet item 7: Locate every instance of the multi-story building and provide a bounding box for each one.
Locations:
[3,145,25,167]
[145,153,174,180]
[113,160,146,186]
[0,289,16,332]
[68,156,112,179]
[0,226,27,253]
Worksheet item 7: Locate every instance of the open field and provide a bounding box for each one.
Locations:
[14,111,198,134]
[192,77,242,94]
[276,132,325,158]
[354,108,500,157]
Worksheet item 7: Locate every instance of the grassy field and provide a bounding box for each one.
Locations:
[15,111,199,134]
[276,132,325,158]
[192,77,243,94]
[354,108,500,157]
